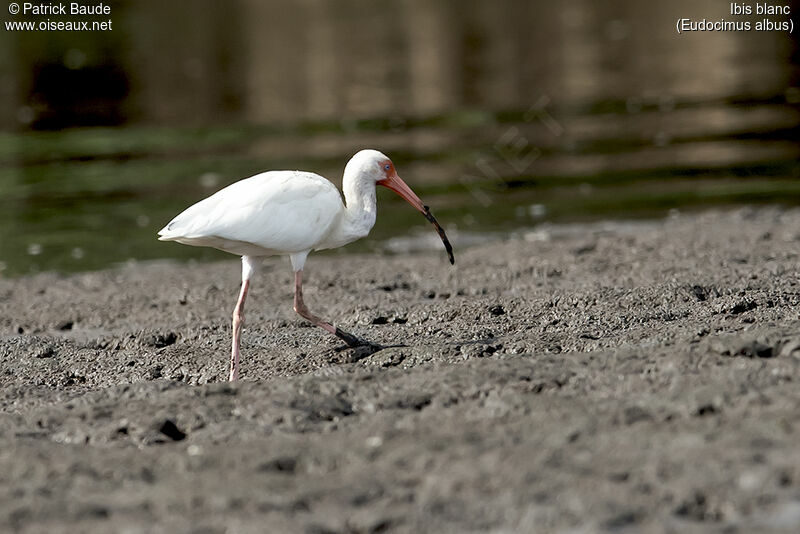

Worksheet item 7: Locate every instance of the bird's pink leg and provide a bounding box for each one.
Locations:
[292,270,371,348]
[229,279,250,381]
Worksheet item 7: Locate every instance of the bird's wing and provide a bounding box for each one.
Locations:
[158,171,344,254]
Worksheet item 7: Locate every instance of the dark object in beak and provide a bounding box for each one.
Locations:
[377,170,455,265]
[423,206,455,265]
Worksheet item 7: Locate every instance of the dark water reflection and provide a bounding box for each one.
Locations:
[0,0,798,275]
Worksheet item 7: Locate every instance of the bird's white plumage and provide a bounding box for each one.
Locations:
[158,170,345,257]
[157,149,454,381]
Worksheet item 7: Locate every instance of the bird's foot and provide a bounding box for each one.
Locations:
[334,327,383,353]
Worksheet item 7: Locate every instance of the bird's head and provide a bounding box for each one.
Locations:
[347,149,455,265]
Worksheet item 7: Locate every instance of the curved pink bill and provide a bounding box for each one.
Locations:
[378,172,455,265]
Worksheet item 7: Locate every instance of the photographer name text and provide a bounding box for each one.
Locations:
[19,2,110,16]
[6,2,113,31]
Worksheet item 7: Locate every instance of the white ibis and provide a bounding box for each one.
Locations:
[158,149,454,381]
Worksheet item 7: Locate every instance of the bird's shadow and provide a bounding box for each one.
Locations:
[332,339,406,362]
[333,336,503,362]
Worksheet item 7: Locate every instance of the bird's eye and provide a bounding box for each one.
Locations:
[384,164,391,171]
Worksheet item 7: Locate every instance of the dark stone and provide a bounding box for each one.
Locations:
[603,510,641,530]
[158,419,186,441]
[34,344,56,359]
[730,300,757,315]
[691,285,708,301]
[695,404,718,417]
[624,406,652,425]
[148,332,177,348]
[148,364,164,379]
[259,456,298,474]
[674,491,722,522]
[736,340,774,359]
[488,305,505,316]
[573,243,597,255]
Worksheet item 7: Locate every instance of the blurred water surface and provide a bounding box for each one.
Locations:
[0,0,798,276]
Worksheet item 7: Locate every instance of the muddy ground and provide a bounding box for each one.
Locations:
[1,208,800,533]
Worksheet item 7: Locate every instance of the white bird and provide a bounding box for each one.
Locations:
[158,149,454,381]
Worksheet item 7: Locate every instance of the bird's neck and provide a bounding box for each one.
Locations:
[315,174,378,251]
[340,177,377,241]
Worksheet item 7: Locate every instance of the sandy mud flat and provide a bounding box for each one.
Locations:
[1,208,799,533]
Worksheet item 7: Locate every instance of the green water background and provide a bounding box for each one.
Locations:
[1,0,798,276]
